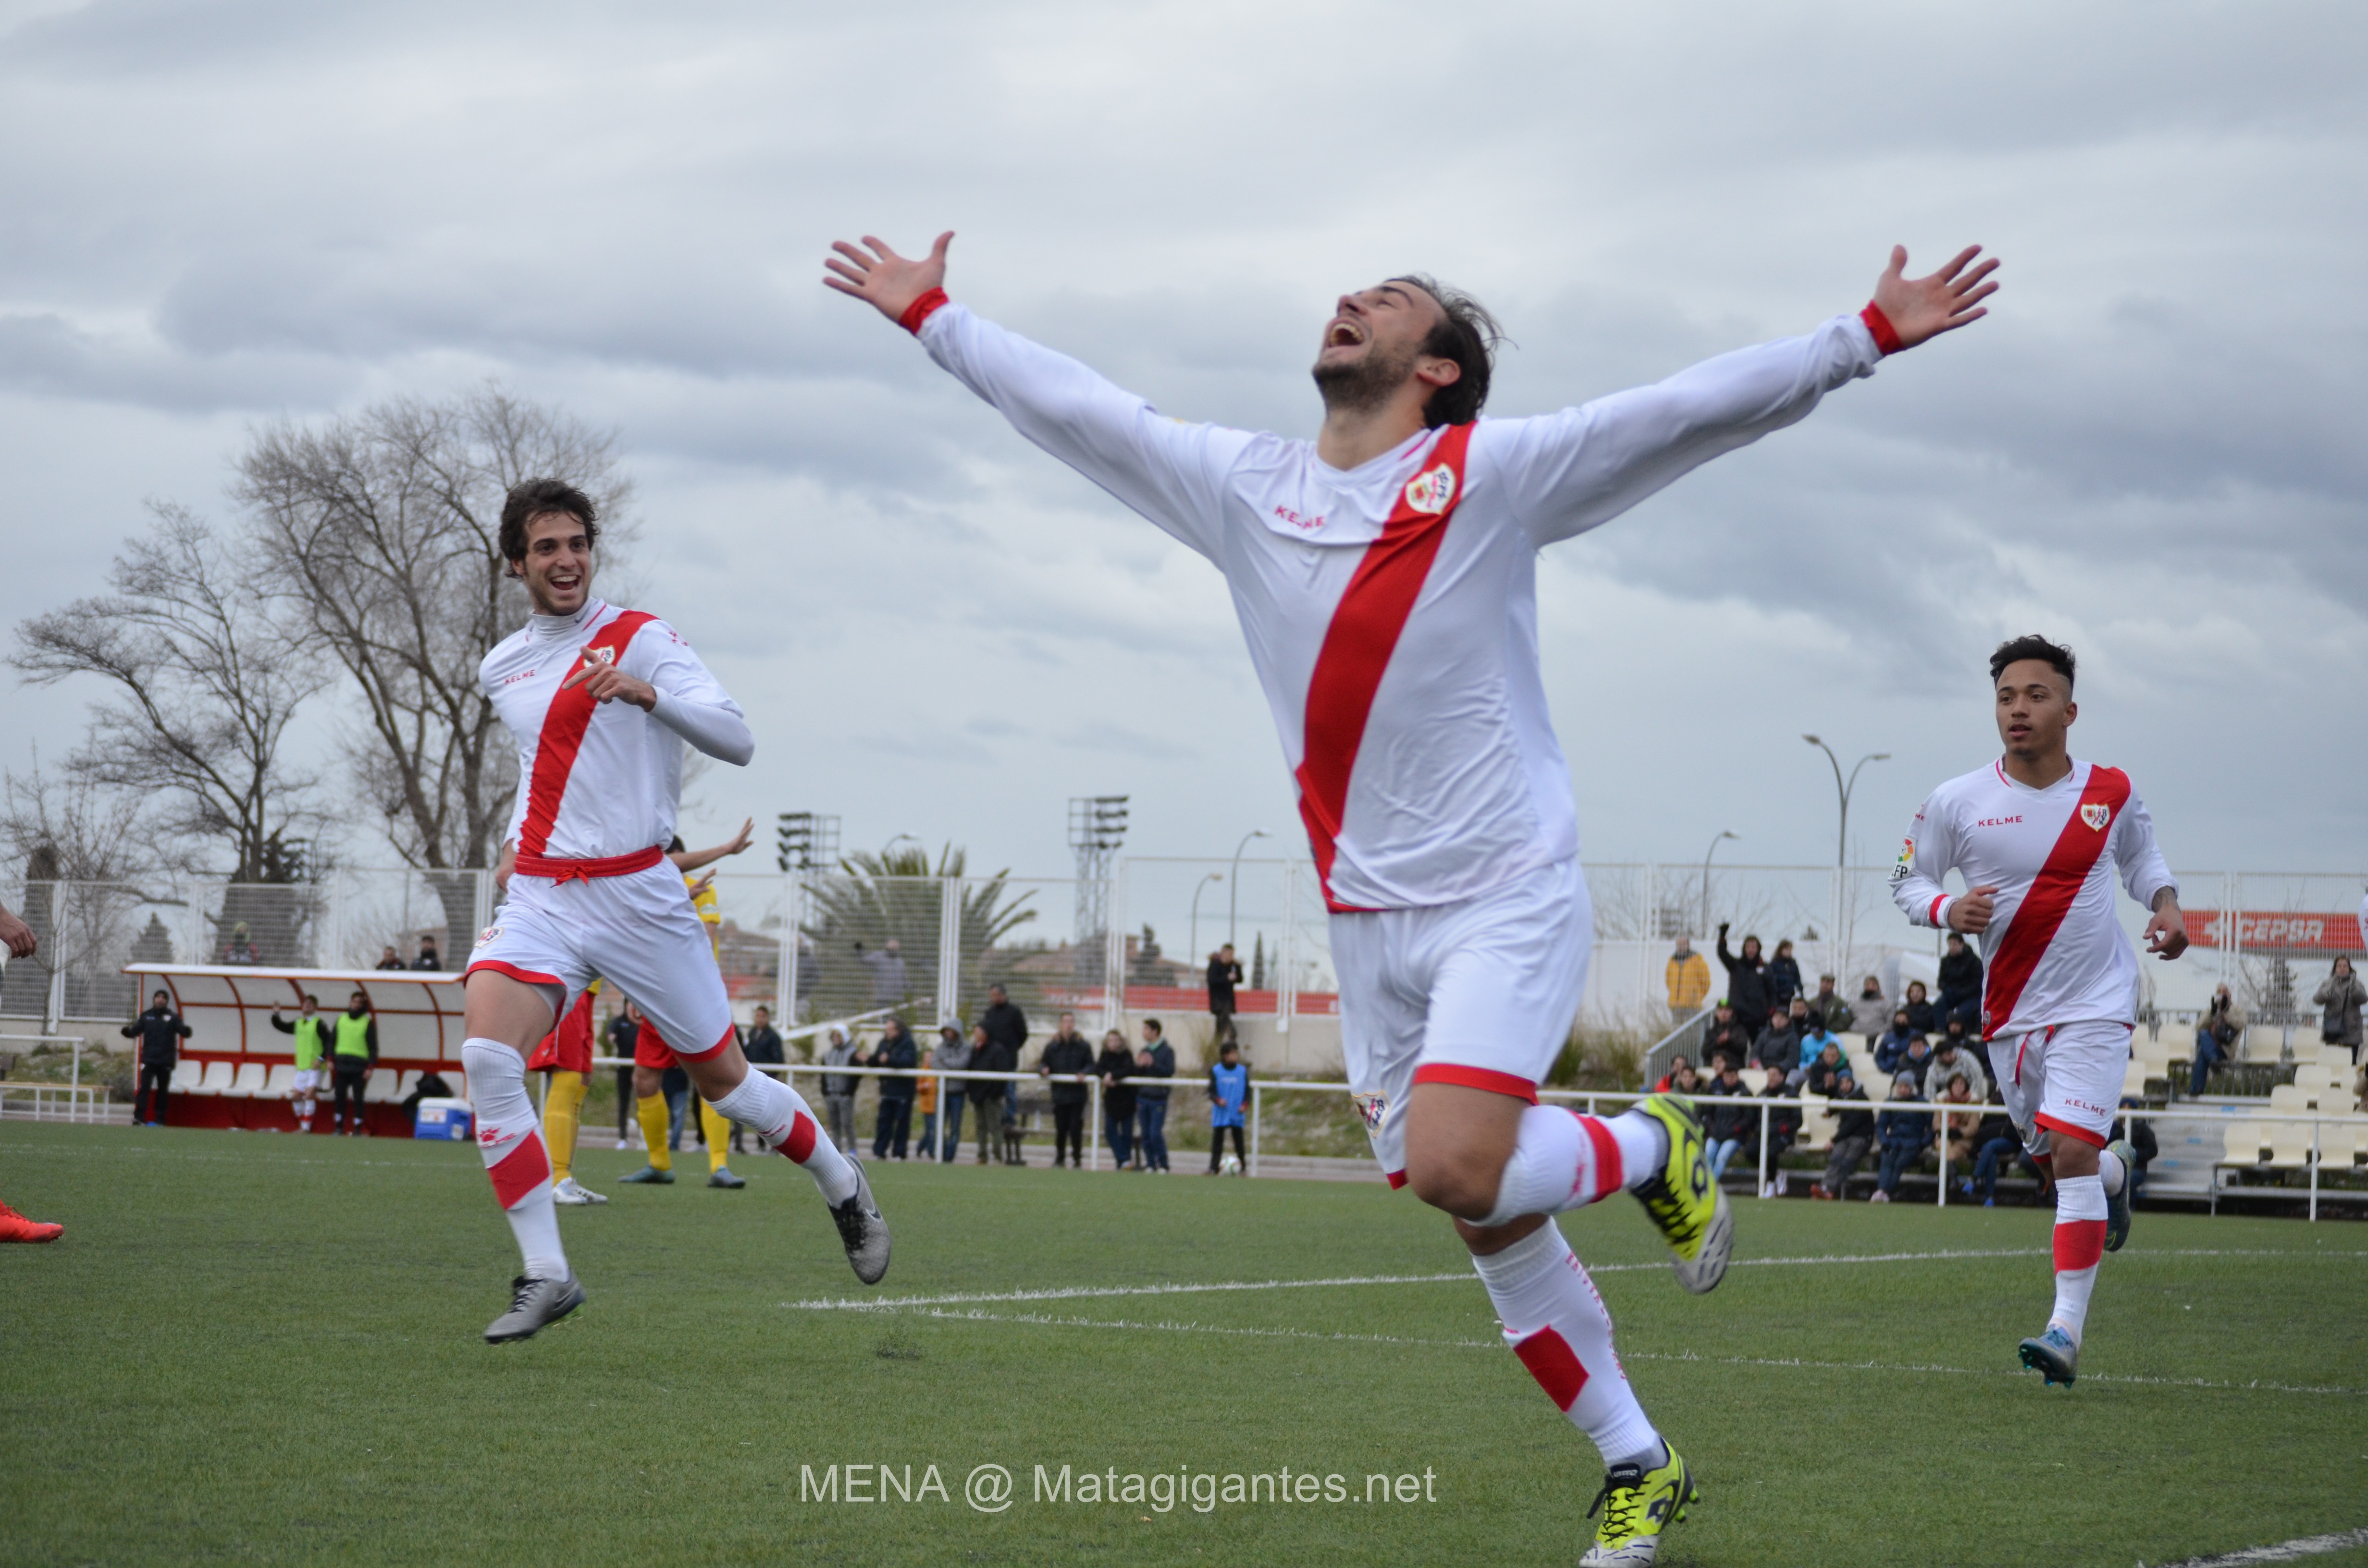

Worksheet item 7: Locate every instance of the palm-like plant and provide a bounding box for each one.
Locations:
[799,841,1036,1025]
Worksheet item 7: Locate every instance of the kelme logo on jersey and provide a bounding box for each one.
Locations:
[2080,803,2111,832]
[1403,463,1455,515]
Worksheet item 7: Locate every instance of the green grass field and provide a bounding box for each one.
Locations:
[2,1121,2363,1568]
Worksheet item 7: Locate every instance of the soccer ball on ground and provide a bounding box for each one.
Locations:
[1219,1153,1242,1176]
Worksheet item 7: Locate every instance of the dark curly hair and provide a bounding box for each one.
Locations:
[1989,633,2075,691]
[498,478,600,563]
[1391,274,1506,429]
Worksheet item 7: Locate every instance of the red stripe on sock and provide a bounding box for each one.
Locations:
[488,1132,551,1209]
[2053,1218,2106,1273]
[1511,1327,1590,1412]
[1575,1114,1623,1203]
[782,1111,817,1164]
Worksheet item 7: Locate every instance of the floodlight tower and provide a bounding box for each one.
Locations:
[1068,796,1129,980]
[775,812,841,874]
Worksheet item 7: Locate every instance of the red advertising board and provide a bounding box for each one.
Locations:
[2179,911,2363,953]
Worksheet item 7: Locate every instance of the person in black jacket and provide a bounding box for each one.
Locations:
[979,984,1030,1154]
[1815,1071,1874,1199]
[1037,1012,1095,1168]
[1097,1030,1137,1168]
[122,989,193,1126]
[605,1004,641,1144]
[1207,945,1243,1046]
[1752,1066,1803,1195]
[732,1006,786,1154]
[1936,933,1983,1026]
[1715,925,1770,1038]
[1134,1018,1176,1172]
[1764,939,1804,1014]
[868,1017,920,1159]
[965,1022,1010,1164]
[1697,1062,1752,1178]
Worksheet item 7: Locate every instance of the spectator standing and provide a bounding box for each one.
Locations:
[734,1006,786,1155]
[1097,1030,1137,1168]
[2313,957,2365,1064]
[329,990,378,1136]
[1715,925,1770,1037]
[965,1022,1009,1165]
[934,1023,975,1163]
[1925,1030,1988,1104]
[979,983,1029,1156]
[1664,936,1711,1027]
[1765,939,1804,1014]
[861,937,910,1007]
[122,987,192,1126]
[374,946,406,971]
[1037,1012,1095,1169]
[1872,1072,1934,1202]
[605,1004,640,1145]
[869,1017,919,1160]
[1207,944,1243,1046]
[1899,980,1936,1034]
[1135,1019,1175,1173]
[914,1038,943,1160]
[1848,975,1891,1038]
[1207,1041,1248,1173]
[412,932,443,971]
[1805,974,1851,1035]
[221,922,259,965]
[270,993,330,1133]
[820,1028,860,1153]
[1698,1061,1751,1178]
[1936,932,1983,1026]
[2193,984,2245,1096]
[1755,1066,1801,1196]
[1815,1070,1873,1200]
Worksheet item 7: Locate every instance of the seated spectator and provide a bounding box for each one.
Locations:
[1754,1066,1802,1195]
[1934,1072,1983,1164]
[1925,1030,1987,1103]
[1899,1033,1935,1087]
[2193,983,2244,1096]
[1806,974,1852,1035]
[1796,1016,1838,1074]
[374,945,406,971]
[1872,1072,1934,1203]
[1665,1060,1702,1097]
[1652,1054,1694,1093]
[1900,980,1937,1035]
[1815,1071,1873,1200]
[1937,931,1983,1026]
[1707,1019,1756,1074]
[1801,1041,1847,1098]
[1967,1110,2039,1207]
[1848,975,1892,1038]
[2118,1097,2159,1199]
[1749,1010,1801,1075]
[412,933,443,972]
[221,921,259,965]
[1699,1061,1752,1179]
[1873,1011,1919,1075]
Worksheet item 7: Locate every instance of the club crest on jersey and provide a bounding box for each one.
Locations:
[1403,463,1455,515]
[579,646,617,673]
[2080,803,2111,832]
[475,925,502,948]
[1353,1092,1388,1131]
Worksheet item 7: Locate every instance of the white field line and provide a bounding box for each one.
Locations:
[787,1246,2366,1313]
[2148,1526,2368,1566]
[862,1305,2368,1397]
[0,1141,474,1172]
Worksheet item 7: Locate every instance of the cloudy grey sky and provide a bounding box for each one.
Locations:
[3,0,2362,888]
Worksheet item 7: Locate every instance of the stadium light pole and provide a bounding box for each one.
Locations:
[1801,736,1890,870]
[1228,829,1269,947]
[1700,830,1738,937]
[1189,872,1222,962]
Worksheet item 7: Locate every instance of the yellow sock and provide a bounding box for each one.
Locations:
[636,1094,672,1172]
[543,1070,587,1183]
[701,1101,733,1174]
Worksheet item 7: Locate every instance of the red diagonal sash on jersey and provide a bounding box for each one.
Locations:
[1980,765,2131,1039]
[1293,425,1474,912]
[517,611,656,858]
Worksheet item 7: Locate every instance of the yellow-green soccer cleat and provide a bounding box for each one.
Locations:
[1580,1443,1699,1567]
[1630,1095,1733,1294]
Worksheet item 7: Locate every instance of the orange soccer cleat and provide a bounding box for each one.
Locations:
[0,1200,63,1243]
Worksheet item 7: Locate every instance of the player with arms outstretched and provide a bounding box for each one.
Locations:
[828,229,1996,1564]
[1890,635,2187,1387]
[461,478,888,1344]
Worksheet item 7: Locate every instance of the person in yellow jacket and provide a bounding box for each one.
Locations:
[1665,937,1712,1027]
[620,821,757,1189]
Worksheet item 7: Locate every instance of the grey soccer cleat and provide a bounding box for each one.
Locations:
[552,1176,608,1207]
[829,1158,891,1286]
[2018,1326,2078,1387]
[484,1273,585,1343]
[2103,1139,2136,1252]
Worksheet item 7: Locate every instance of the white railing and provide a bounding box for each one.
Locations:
[0,1079,111,1123]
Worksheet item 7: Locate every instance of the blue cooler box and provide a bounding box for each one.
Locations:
[415,1098,473,1140]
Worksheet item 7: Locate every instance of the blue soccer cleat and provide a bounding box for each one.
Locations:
[2018,1327,2078,1387]
[2103,1138,2137,1252]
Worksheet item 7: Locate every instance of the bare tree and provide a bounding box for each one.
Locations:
[10,502,324,882]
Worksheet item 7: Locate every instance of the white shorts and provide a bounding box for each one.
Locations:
[292,1068,322,1094]
[1992,1019,2133,1154]
[1332,858,1592,1186]
[467,862,734,1063]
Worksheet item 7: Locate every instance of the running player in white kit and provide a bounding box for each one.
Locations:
[828,230,1997,1564]
[1890,635,2188,1387]
[462,479,888,1344]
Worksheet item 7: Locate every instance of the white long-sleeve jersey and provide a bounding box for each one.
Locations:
[482,599,753,861]
[920,302,1883,910]
[1889,758,2178,1041]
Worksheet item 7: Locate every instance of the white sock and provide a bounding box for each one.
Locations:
[708,1070,857,1204]
[1479,1106,1666,1228]
[2049,1173,2108,1344]
[1471,1222,1661,1470]
[461,1039,567,1280]
[2098,1146,2126,1197]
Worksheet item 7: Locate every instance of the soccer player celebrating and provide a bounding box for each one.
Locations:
[828,230,1996,1563]
[462,479,887,1344]
[1890,636,2187,1387]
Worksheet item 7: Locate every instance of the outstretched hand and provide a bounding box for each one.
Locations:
[1871,245,1999,349]
[825,232,953,323]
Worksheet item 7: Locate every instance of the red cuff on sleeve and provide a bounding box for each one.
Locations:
[1929,894,1950,928]
[1860,301,1903,356]
[899,287,949,335]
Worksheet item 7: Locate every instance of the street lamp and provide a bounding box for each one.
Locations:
[1801,736,1890,868]
[1228,829,1269,947]
[1189,872,1222,962]
[1700,830,1738,937]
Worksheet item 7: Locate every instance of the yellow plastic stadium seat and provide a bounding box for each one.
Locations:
[2268,1083,2308,1114]
[363,1071,402,1104]
[2120,1061,2149,1100]
[169,1062,204,1094]
[226,1063,267,1098]
[196,1061,237,1095]
[260,1065,296,1098]
[2239,1027,2283,1062]
[2264,1121,2314,1168]
[2317,1044,2354,1073]
[2294,1064,2332,1096]
[2220,1120,2269,1164]
[1795,1097,1836,1153]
